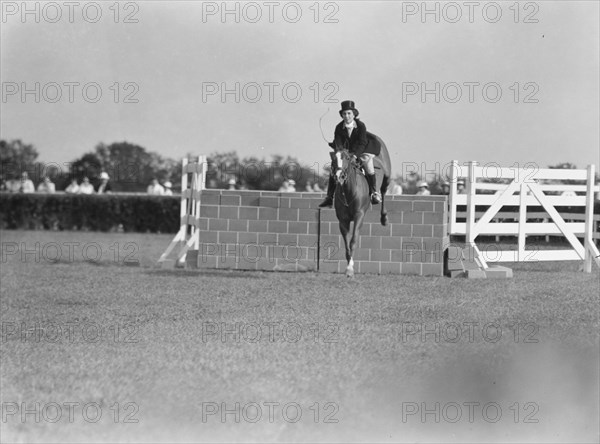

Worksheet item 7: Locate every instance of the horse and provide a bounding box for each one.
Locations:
[333,133,392,277]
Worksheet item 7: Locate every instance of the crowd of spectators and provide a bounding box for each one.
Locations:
[0,172,177,196]
[2,172,36,193]
[1,172,115,194]
[0,171,472,197]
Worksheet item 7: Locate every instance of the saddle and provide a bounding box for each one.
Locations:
[328,151,366,178]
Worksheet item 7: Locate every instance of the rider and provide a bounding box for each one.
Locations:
[319,100,382,207]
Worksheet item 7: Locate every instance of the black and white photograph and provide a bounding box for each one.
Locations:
[1,1,599,442]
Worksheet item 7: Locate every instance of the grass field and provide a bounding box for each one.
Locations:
[1,230,599,443]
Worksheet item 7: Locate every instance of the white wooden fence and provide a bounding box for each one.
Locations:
[452,211,600,244]
[158,156,207,267]
[448,161,600,272]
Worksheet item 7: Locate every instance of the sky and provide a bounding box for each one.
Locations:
[1,1,599,179]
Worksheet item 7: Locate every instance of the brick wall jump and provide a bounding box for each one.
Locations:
[193,189,449,276]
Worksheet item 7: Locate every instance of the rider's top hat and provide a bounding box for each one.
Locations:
[339,100,359,118]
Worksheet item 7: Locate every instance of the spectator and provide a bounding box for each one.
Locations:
[561,190,576,197]
[279,179,296,192]
[37,176,56,193]
[65,178,80,194]
[79,177,95,194]
[305,180,315,192]
[278,180,289,192]
[440,181,450,195]
[312,181,322,192]
[416,181,430,196]
[147,178,165,195]
[387,179,403,195]
[163,181,173,196]
[96,172,112,194]
[227,178,236,190]
[15,172,35,193]
[457,179,466,194]
[5,176,16,192]
[5,174,19,192]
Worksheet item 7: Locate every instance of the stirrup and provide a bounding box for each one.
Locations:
[370,192,382,204]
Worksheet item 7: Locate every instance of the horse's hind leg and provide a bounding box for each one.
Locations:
[380,174,390,226]
[380,193,388,226]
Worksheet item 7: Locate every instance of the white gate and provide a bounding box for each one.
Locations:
[448,161,600,272]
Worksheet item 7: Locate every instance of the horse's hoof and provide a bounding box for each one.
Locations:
[381,214,388,226]
[345,268,354,278]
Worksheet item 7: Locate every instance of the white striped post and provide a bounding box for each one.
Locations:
[448,160,459,236]
[465,161,477,246]
[518,182,528,262]
[584,164,596,272]
[157,155,206,268]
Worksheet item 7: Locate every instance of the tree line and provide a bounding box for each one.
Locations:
[0,139,329,192]
[0,139,594,194]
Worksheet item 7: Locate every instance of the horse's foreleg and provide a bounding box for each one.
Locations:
[349,215,364,256]
[346,212,366,277]
[338,220,353,275]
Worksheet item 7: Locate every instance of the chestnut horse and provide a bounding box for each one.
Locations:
[333,133,392,277]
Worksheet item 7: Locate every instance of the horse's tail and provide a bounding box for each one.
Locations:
[371,134,391,227]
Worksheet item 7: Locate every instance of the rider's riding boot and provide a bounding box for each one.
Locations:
[366,173,382,204]
[319,175,336,207]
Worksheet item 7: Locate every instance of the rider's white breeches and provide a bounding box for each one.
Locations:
[359,153,375,175]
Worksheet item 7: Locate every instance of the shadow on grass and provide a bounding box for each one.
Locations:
[42,259,116,267]
[145,269,268,279]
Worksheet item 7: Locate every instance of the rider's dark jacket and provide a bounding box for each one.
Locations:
[333,119,380,156]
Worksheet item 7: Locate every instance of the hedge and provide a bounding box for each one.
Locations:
[0,193,180,233]
[1,193,597,234]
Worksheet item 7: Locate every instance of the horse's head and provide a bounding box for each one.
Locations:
[336,149,361,186]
